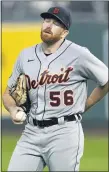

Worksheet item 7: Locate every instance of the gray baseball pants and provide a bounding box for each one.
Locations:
[8,118,84,171]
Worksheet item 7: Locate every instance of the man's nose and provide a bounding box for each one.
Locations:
[47,22,53,28]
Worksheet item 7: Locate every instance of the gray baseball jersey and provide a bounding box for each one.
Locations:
[7,39,108,171]
[8,39,108,120]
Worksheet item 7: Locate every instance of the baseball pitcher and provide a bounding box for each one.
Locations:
[3,6,109,171]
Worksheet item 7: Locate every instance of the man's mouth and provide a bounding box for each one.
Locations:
[44,31,52,34]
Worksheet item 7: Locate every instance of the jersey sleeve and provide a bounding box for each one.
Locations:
[78,48,108,86]
[7,52,23,89]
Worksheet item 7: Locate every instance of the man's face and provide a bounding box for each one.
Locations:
[41,18,66,44]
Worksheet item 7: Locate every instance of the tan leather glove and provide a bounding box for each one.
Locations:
[10,74,27,106]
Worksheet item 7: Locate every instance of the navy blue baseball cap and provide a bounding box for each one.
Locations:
[40,7,72,30]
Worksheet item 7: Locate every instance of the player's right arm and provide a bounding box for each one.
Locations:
[2,87,24,123]
[2,51,24,123]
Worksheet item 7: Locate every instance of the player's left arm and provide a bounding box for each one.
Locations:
[85,80,109,112]
[78,47,108,112]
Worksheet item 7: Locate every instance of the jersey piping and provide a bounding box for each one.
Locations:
[34,45,42,118]
[74,122,80,171]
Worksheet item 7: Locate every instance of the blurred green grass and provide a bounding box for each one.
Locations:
[2,134,108,171]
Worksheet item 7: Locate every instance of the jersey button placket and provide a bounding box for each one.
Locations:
[38,63,49,120]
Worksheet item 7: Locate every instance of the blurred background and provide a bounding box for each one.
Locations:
[1,1,108,171]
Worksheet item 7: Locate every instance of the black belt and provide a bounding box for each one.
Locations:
[32,113,82,128]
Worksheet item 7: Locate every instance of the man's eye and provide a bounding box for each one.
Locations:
[54,22,60,26]
[44,19,50,23]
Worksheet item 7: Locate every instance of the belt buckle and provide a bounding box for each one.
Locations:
[58,116,65,125]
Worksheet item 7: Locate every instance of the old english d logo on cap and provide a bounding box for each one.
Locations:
[40,6,71,29]
[53,8,60,14]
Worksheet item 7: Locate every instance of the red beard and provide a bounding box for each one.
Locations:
[41,29,61,44]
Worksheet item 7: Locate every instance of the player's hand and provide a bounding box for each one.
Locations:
[9,106,26,124]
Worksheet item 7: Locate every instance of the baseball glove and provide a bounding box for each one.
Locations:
[10,74,31,113]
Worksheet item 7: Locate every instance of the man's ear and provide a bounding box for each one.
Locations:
[61,30,69,39]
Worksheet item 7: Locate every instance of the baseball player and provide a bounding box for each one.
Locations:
[3,6,109,171]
